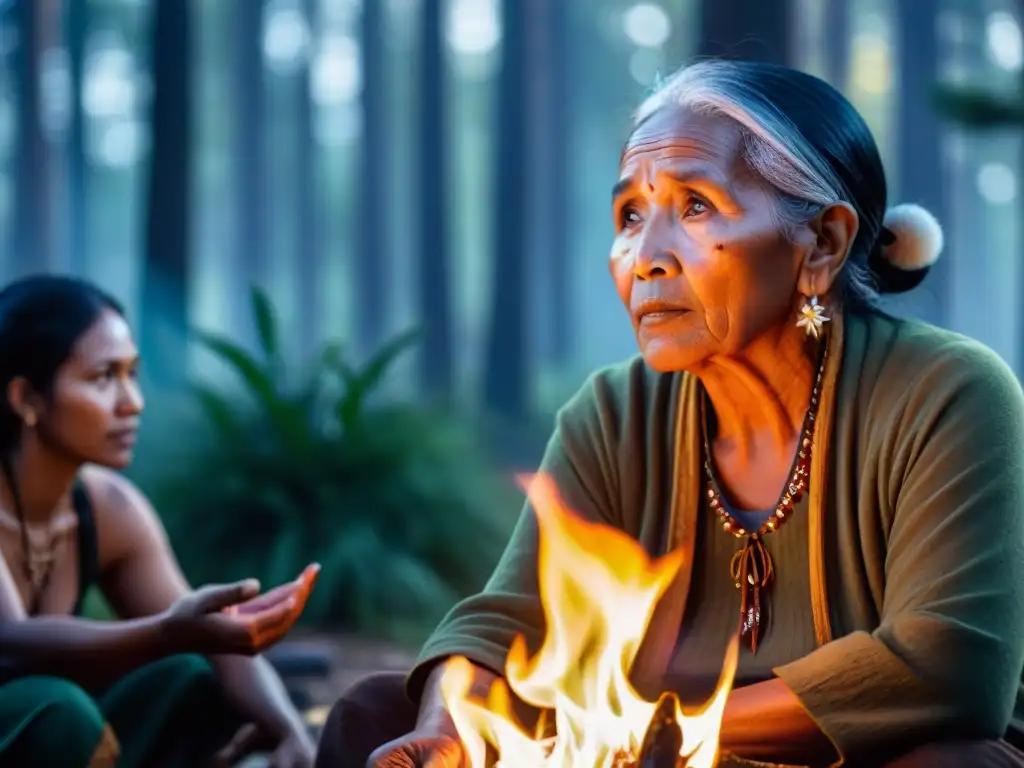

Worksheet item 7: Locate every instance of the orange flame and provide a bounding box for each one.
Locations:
[441,473,739,767]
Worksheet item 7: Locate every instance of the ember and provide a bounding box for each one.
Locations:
[441,474,739,767]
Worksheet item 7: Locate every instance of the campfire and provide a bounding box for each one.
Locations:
[441,474,739,768]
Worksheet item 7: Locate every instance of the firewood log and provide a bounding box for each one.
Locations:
[637,691,687,768]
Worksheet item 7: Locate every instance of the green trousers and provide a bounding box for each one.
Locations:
[0,654,240,768]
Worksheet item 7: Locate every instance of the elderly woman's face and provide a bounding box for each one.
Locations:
[610,107,805,372]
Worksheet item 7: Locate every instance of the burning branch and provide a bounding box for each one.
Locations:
[612,691,690,768]
[637,692,687,768]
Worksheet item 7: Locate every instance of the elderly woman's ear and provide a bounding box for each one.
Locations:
[796,202,859,298]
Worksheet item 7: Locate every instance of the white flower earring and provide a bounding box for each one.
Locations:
[796,295,830,339]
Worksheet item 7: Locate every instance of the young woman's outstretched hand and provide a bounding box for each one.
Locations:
[163,563,320,655]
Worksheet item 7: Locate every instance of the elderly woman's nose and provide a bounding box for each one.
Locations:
[633,228,683,281]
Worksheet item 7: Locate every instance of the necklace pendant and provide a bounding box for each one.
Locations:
[741,583,763,653]
[26,551,54,591]
[731,537,773,654]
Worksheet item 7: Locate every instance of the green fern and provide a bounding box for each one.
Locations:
[330,328,421,432]
[144,286,517,645]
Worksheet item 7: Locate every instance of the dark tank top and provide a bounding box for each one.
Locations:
[0,483,102,682]
[70,481,99,617]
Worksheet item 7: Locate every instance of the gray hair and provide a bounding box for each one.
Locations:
[633,60,880,305]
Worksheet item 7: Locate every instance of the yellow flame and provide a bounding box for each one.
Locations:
[441,473,739,767]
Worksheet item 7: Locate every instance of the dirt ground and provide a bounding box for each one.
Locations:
[234,632,416,766]
[288,632,416,726]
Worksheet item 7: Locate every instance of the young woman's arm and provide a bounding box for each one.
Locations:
[0,481,306,692]
[0,551,186,686]
[89,468,315,760]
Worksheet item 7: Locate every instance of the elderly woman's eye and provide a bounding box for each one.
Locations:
[682,197,710,218]
[618,206,642,229]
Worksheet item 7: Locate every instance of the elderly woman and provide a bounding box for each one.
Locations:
[315,60,1024,768]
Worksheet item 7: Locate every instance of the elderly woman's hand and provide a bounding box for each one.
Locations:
[366,729,466,768]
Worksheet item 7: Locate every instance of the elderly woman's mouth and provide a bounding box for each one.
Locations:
[636,299,692,323]
[640,309,691,322]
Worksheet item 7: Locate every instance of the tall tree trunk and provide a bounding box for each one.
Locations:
[415,0,453,397]
[531,0,570,365]
[356,0,388,355]
[66,0,88,275]
[894,0,947,327]
[699,0,792,63]
[140,0,191,389]
[9,0,51,278]
[234,0,267,340]
[1019,2,1024,371]
[295,0,319,363]
[823,0,850,91]
[483,0,530,419]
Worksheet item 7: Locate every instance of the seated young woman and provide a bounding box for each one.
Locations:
[0,275,319,768]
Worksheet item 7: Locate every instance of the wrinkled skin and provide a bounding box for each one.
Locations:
[608,106,851,374]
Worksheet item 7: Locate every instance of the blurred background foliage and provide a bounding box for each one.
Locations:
[116,287,520,643]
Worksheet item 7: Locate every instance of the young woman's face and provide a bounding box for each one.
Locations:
[38,308,144,469]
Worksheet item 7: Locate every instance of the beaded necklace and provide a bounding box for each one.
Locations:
[701,341,827,653]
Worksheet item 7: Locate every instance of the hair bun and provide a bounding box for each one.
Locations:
[869,203,944,294]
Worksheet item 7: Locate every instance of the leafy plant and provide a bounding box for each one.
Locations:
[144,287,519,646]
[933,81,1024,129]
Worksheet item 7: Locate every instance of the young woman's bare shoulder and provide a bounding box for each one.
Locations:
[78,465,163,563]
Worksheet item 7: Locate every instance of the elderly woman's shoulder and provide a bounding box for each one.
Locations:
[858,310,1022,407]
[555,355,673,436]
[562,355,662,408]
